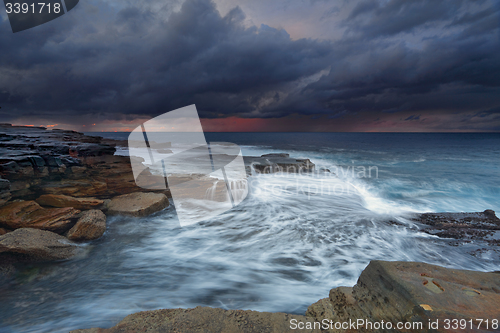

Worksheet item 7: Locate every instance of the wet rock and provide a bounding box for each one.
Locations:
[0,178,11,206]
[83,156,147,196]
[44,156,67,174]
[261,153,290,158]
[0,160,34,178]
[9,180,30,192]
[70,307,321,333]
[70,166,87,174]
[67,210,106,241]
[0,228,77,261]
[40,180,108,197]
[0,178,11,191]
[306,260,500,332]
[0,201,80,234]
[0,192,11,207]
[36,194,104,210]
[413,210,500,245]
[0,125,172,201]
[157,149,173,154]
[106,192,169,217]
[244,154,315,174]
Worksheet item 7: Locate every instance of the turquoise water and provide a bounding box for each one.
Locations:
[1,133,499,332]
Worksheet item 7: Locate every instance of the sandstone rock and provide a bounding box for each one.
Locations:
[70,307,321,333]
[41,180,108,197]
[107,192,169,217]
[0,201,80,234]
[0,228,77,261]
[0,227,9,235]
[306,260,500,332]
[0,125,172,201]
[36,194,104,210]
[67,210,106,241]
[0,161,34,179]
[81,155,156,196]
[70,166,87,175]
[9,180,30,192]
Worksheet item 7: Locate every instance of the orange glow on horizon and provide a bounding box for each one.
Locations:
[9,110,499,133]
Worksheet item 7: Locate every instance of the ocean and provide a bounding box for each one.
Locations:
[1,132,499,332]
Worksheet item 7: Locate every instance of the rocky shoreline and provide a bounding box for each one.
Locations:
[0,125,499,332]
[0,124,172,274]
[71,260,500,333]
[0,125,321,272]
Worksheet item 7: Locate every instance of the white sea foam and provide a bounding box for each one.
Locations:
[4,140,497,333]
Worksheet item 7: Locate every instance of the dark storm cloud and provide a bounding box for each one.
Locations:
[0,0,499,130]
[345,0,462,38]
[0,0,332,122]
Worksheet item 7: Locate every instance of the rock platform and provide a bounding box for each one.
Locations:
[72,260,500,333]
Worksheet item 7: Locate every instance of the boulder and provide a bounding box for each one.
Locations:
[106,192,169,217]
[306,261,500,332]
[0,228,77,261]
[36,194,104,210]
[70,307,321,333]
[0,200,80,234]
[67,210,106,241]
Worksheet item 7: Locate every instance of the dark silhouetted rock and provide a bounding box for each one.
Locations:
[244,153,315,174]
[413,210,500,246]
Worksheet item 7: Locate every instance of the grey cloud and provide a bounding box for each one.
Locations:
[344,0,465,38]
[0,0,499,130]
[0,0,332,122]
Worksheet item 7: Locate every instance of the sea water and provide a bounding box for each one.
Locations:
[1,133,499,332]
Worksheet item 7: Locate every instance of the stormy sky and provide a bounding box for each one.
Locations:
[0,0,499,132]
